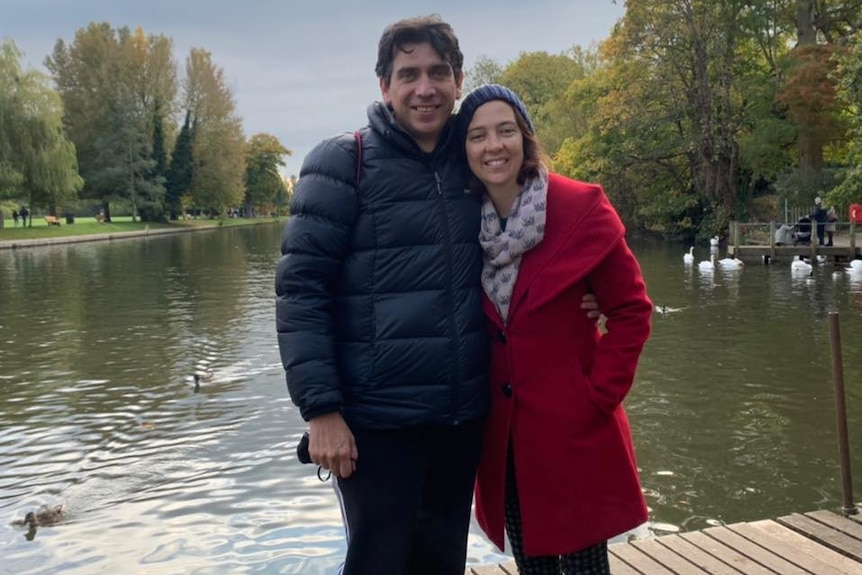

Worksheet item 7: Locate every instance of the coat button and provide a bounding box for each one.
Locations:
[501,382,513,398]
[497,331,507,344]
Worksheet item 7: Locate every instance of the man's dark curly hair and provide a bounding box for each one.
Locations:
[375,15,464,85]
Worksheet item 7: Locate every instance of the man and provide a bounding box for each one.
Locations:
[812,196,827,246]
[276,15,488,575]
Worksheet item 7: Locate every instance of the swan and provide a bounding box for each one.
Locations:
[683,247,694,265]
[717,256,744,270]
[849,259,862,271]
[710,236,719,247]
[791,255,813,274]
[698,254,715,271]
[816,255,827,264]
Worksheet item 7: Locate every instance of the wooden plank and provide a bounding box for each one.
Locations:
[778,513,862,562]
[469,565,507,575]
[729,521,847,575]
[748,520,862,575]
[608,549,643,575]
[629,538,711,573]
[703,525,809,574]
[805,510,862,542]
[654,535,748,575]
[679,531,778,575]
[610,542,677,574]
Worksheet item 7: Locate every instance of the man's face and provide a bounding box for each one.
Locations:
[380,42,463,152]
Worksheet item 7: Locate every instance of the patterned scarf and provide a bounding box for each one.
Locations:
[479,170,548,323]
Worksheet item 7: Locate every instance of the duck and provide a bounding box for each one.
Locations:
[683,247,694,265]
[698,254,716,272]
[710,236,720,247]
[192,371,214,392]
[11,505,64,528]
[717,256,745,270]
[791,255,813,274]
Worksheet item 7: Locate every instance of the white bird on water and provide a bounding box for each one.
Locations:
[717,256,744,270]
[698,254,716,272]
[683,247,694,265]
[710,236,720,247]
[791,255,813,274]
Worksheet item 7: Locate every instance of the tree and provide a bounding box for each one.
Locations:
[497,49,594,155]
[45,23,177,221]
[0,40,82,219]
[165,110,194,219]
[244,133,291,216]
[829,30,862,207]
[463,55,503,92]
[182,48,245,216]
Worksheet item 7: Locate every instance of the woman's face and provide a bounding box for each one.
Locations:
[464,100,524,194]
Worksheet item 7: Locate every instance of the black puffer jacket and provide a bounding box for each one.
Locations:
[276,103,489,430]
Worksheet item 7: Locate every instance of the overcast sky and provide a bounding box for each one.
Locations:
[4,0,625,177]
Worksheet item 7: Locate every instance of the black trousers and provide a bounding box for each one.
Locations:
[334,418,484,575]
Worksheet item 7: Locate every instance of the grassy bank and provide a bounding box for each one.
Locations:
[0,215,285,241]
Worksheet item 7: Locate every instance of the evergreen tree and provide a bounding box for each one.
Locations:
[165,110,193,219]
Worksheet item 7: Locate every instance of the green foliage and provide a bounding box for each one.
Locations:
[829,31,862,209]
[244,133,291,215]
[183,48,246,216]
[165,111,193,219]
[0,40,82,213]
[464,55,503,92]
[45,24,177,218]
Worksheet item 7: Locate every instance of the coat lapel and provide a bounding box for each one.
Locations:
[506,175,625,320]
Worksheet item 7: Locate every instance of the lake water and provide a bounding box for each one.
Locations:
[1,224,861,574]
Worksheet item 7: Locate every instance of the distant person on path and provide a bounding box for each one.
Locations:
[811,197,827,246]
[825,206,838,246]
[457,84,653,575]
[19,206,29,227]
[12,209,19,227]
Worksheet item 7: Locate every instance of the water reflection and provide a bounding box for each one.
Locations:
[2,231,862,573]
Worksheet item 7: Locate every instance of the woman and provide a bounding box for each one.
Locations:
[457,84,652,574]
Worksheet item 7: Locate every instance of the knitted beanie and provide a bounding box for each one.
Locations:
[456,84,534,140]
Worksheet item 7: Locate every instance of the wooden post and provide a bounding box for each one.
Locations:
[851,221,857,255]
[769,221,776,260]
[828,312,857,516]
[731,221,739,255]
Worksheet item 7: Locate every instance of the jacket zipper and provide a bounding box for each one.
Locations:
[435,170,461,423]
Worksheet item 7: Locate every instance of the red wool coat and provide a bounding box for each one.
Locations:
[474,173,652,556]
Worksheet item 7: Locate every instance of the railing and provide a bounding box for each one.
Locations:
[728,220,858,259]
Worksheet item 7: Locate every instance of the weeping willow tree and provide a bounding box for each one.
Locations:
[0,40,82,221]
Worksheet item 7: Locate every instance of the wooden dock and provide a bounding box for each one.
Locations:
[725,221,861,263]
[466,508,862,574]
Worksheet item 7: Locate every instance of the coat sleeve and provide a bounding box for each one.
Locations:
[584,239,652,416]
[275,134,358,421]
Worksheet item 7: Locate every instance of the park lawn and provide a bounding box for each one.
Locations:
[0,215,284,241]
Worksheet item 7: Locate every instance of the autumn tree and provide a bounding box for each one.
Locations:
[496,49,595,155]
[244,133,291,217]
[182,48,245,217]
[45,23,177,221]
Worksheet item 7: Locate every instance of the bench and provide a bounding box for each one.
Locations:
[44,215,61,226]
